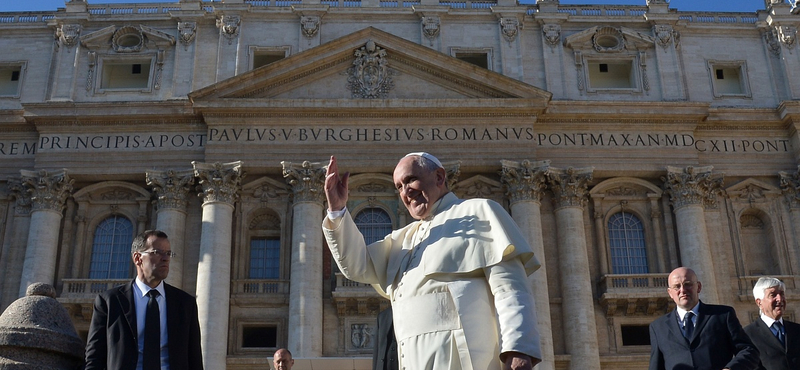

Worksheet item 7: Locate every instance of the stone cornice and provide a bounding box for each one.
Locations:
[662,165,724,210]
[500,159,551,204]
[193,161,244,206]
[146,169,196,211]
[281,160,326,204]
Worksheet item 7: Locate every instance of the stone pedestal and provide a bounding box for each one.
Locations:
[0,283,83,369]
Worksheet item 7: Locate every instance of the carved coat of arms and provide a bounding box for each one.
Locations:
[346,40,395,99]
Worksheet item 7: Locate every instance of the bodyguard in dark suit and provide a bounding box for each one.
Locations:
[84,230,203,370]
[372,307,398,370]
[649,267,759,370]
[743,277,800,370]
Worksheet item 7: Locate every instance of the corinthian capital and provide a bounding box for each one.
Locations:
[282,160,326,204]
[780,165,800,209]
[19,169,74,213]
[6,177,32,215]
[146,169,196,211]
[662,165,724,210]
[192,161,244,205]
[500,159,550,204]
[547,166,593,209]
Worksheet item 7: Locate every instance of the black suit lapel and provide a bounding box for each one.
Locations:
[689,302,711,344]
[667,310,690,347]
[117,281,138,340]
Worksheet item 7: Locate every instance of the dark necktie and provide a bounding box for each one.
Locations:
[143,289,161,370]
[682,312,694,339]
[772,321,785,347]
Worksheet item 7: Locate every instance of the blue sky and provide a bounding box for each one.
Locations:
[0,0,770,12]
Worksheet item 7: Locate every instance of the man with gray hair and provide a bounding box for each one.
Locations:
[743,277,799,370]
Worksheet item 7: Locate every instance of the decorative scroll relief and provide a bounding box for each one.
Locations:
[282,160,326,204]
[500,159,551,204]
[500,18,520,43]
[422,16,440,46]
[346,40,395,99]
[217,15,240,44]
[178,21,197,49]
[192,161,244,205]
[19,169,74,213]
[301,16,320,38]
[662,165,724,210]
[653,25,677,48]
[547,166,594,209]
[777,25,797,49]
[6,178,32,215]
[146,169,195,211]
[543,24,561,47]
[56,24,81,49]
[86,51,96,92]
[779,165,800,208]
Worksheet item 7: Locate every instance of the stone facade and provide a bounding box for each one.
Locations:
[0,0,799,368]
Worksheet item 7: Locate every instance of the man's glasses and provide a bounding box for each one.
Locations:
[669,282,695,291]
[141,249,176,258]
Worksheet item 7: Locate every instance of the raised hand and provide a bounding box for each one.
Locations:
[324,156,350,212]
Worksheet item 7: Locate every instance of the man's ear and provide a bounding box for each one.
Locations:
[132,252,142,266]
[435,168,447,187]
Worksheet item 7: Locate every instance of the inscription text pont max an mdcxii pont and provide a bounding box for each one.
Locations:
[0,125,791,156]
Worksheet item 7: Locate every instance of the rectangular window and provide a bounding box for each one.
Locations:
[100,61,151,89]
[0,65,22,96]
[242,326,277,348]
[588,61,634,89]
[253,53,286,69]
[249,238,281,279]
[713,67,743,94]
[455,52,489,69]
[621,325,651,346]
[708,60,750,98]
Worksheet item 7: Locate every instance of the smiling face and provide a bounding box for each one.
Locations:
[393,156,447,220]
[133,235,171,288]
[757,286,786,320]
[667,267,702,311]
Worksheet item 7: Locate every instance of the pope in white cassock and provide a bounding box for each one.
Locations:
[322,152,542,370]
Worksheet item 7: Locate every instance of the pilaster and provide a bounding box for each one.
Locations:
[282,160,326,357]
[192,161,243,370]
[146,169,196,288]
[500,159,554,370]
[780,165,800,272]
[662,165,723,303]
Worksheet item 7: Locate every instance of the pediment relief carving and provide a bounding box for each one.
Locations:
[590,177,662,198]
[80,24,175,51]
[249,212,281,230]
[73,181,150,203]
[241,176,290,202]
[564,26,655,52]
[453,175,502,199]
[347,174,395,196]
[726,178,780,202]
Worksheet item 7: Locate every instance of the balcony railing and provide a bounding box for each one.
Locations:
[439,0,496,9]
[678,13,759,24]
[555,5,648,17]
[232,279,290,295]
[87,4,181,14]
[599,273,669,295]
[738,275,797,300]
[60,279,129,300]
[0,13,56,23]
[335,273,373,291]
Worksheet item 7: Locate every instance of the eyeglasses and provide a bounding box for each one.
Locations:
[141,249,176,258]
[669,282,695,291]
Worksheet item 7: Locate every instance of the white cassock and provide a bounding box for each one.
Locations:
[323,192,542,370]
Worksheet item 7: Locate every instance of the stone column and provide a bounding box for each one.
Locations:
[780,166,800,271]
[146,169,196,289]
[18,170,73,297]
[192,161,244,369]
[281,160,326,357]
[662,165,723,303]
[500,159,555,370]
[548,166,601,370]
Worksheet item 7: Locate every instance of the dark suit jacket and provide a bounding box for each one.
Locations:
[649,302,760,370]
[743,318,800,370]
[84,280,203,370]
[372,307,398,370]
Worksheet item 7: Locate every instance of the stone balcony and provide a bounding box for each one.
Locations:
[331,273,387,317]
[231,279,290,307]
[598,274,672,316]
[58,278,129,320]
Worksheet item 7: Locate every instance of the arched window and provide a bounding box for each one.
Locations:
[89,215,134,279]
[354,207,392,245]
[608,211,648,274]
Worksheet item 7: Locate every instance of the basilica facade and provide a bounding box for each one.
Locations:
[0,0,799,368]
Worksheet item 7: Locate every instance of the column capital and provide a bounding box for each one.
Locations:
[547,166,593,210]
[282,160,326,204]
[662,165,724,210]
[6,177,32,215]
[780,165,800,209]
[146,169,196,211]
[192,161,244,205]
[19,169,74,213]
[500,159,550,204]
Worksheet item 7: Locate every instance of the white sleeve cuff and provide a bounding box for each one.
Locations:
[327,207,347,220]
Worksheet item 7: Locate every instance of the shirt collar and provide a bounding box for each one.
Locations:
[676,302,700,322]
[760,313,783,328]
[134,277,165,299]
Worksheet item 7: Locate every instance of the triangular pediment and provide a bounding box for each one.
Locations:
[726,178,781,202]
[190,27,551,112]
